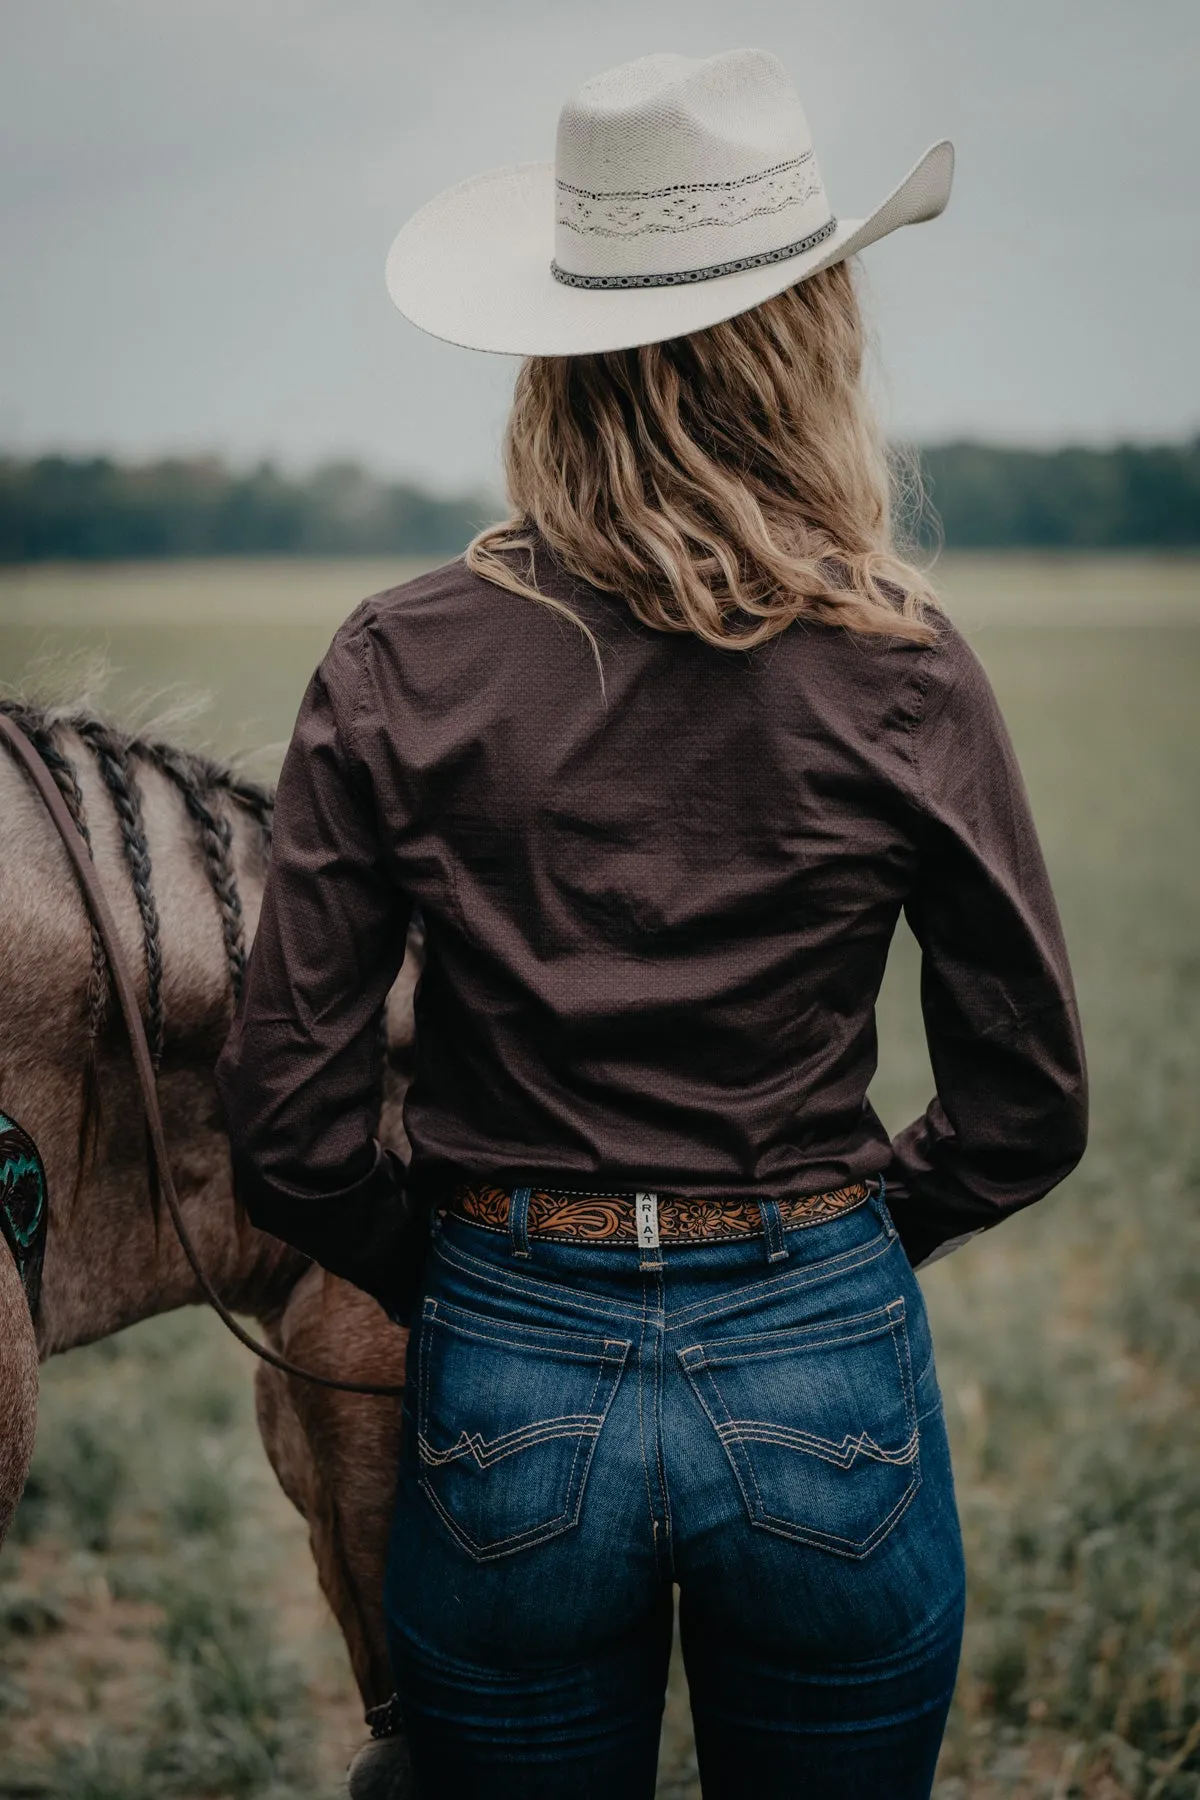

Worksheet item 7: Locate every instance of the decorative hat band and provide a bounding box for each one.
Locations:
[550,142,835,288]
[551,215,838,290]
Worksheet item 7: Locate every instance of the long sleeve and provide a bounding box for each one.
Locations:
[886,626,1088,1267]
[214,610,417,1309]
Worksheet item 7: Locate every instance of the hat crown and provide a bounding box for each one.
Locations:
[559,51,811,186]
[552,50,833,287]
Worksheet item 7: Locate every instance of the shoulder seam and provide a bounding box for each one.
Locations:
[332,597,378,772]
[900,631,943,815]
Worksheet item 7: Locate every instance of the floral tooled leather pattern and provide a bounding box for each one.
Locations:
[446,1183,869,1243]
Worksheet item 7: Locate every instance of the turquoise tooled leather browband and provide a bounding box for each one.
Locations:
[0,1109,47,1318]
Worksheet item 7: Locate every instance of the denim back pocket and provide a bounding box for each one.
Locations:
[415,1297,630,1562]
[678,1298,920,1560]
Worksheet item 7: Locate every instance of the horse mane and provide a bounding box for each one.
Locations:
[0,696,274,1064]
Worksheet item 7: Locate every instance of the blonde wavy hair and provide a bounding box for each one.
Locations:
[466,259,938,670]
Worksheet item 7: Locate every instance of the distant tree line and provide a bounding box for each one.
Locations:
[914,439,1200,550]
[0,441,1198,563]
[0,457,493,564]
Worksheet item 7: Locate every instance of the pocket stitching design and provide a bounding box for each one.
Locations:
[417,1412,610,1470]
[679,1302,923,1559]
[713,1418,920,1471]
[420,1361,605,1556]
[415,1315,626,1562]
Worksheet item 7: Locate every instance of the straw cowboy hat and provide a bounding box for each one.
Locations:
[385,48,954,357]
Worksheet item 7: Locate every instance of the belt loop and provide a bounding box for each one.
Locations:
[758,1198,789,1264]
[870,1174,896,1240]
[508,1186,532,1259]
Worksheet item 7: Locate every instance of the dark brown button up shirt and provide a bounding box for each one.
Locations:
[215,545,1087,1304]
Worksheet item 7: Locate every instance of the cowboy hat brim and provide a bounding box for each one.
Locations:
[384,139,953,357]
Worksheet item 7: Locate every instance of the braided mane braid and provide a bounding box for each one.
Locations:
[72,719,166,1069]
[1,700,110,1043]
[152,746,247,999]
[0,697,276,1062]
[132,734,275,1000]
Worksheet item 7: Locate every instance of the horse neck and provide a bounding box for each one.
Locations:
[0,718,307,1358]
[35,1054,309,1358]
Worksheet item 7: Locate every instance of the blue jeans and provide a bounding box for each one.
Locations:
[384,1188,965,1798]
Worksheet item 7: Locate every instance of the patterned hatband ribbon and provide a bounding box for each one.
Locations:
[550,216,839,291]
[444,1181,869,1245]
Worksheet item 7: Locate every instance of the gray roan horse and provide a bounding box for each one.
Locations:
[0,697,413,1794]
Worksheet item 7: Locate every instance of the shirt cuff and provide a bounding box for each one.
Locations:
[912,1227,987,1270]
[880,1159,988,1270]
[231,1142,421,1312]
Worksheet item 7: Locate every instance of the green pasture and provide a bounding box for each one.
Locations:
[1,553,1198,1799]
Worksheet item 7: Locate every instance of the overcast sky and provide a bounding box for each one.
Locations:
[2,0,1197,492]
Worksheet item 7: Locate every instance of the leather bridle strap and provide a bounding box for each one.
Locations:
[0,711,405,1397]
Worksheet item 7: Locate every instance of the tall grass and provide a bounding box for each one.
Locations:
[898,618,1200,1799]
[0,1316,358,1797]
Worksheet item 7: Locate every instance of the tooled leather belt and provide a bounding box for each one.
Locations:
[443,1181,870,1245]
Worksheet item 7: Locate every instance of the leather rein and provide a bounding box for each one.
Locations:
[0,711,405,1398]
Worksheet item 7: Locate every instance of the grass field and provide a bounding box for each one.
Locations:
[1,553,1198,1799]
